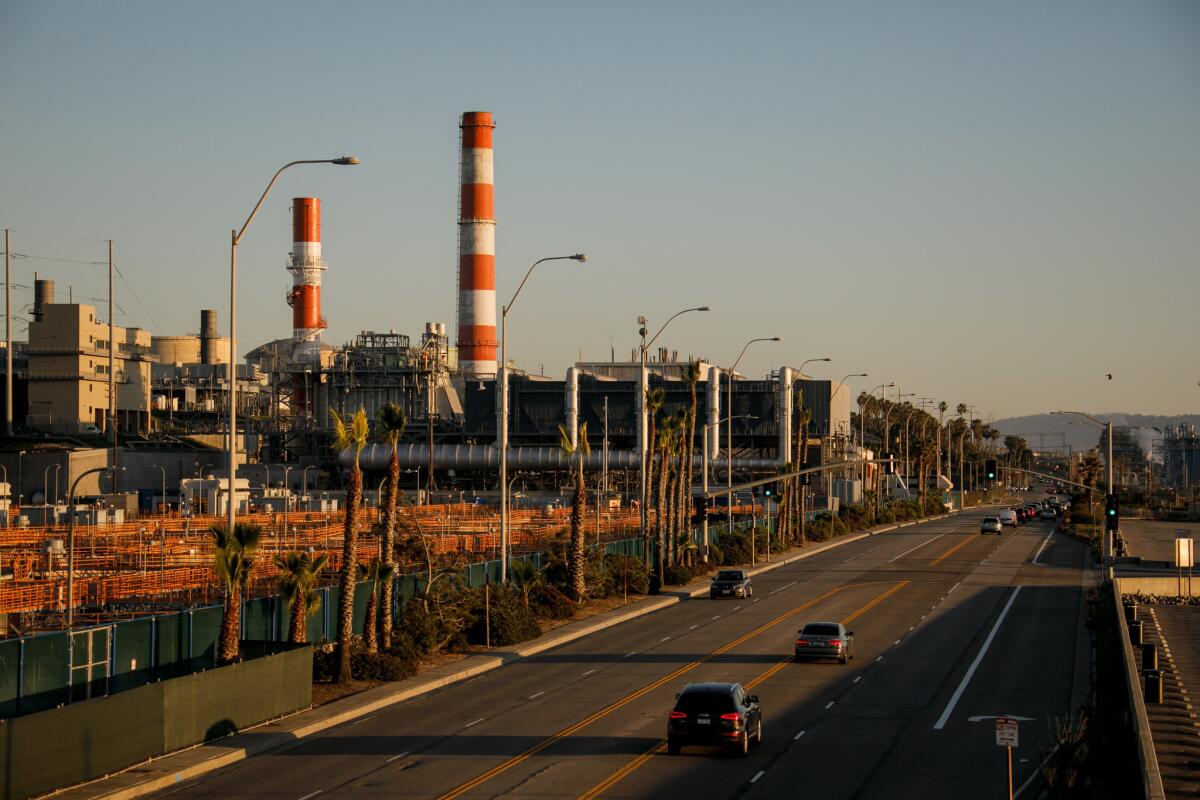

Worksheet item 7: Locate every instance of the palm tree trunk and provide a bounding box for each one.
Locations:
[380,449,400,650]
[289,593,307,644]
[656,446,668,585]
[336,465,362,684]
[363,584,378,654]
[667,467,677,567]
[219,587,240,665]
[570,460,586,600]
[644,421,658,569]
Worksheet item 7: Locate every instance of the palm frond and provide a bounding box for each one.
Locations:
[376,403,407,447]
[558,423,575,455]
[577,422,590,457]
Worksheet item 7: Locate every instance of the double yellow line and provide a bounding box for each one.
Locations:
[577,580,909,800]
[930,534,977,566]
[438,583,876,799]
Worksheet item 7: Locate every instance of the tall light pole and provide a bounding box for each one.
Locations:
[226,156,359,540]
[725,338,784,534]
[703,414,756,561]
[829,373,867,503]
[1053,409,1114,565]
[499,253,587,582]
[637,306,710,562]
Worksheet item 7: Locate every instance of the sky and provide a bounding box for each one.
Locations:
[2,0,1198,420]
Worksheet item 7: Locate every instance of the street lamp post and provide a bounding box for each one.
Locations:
[703,414,756,562]
[499,254,587,582]
[829,373,868,506]
[226,156,359,540]
[725,338,785,540]
[637,306,710,567]
[303,465,316,505]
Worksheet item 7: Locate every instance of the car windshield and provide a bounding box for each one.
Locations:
[675,691,735,714]
[715,571,744,581]
[801,623,841,636]
[983,517,999,523]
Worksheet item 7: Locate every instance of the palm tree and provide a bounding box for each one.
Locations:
[680,362,702,563]
[210,522,263,665]
[559,421,590,601]
[643,387,665,568]
[668,410,687,565]
[797,398,813,546]
[510,559,543,608]
[375,403,406,650]
[655,418,677,586]
[275,551,328,644]
[331,407,369,683]
[358,557,396,654]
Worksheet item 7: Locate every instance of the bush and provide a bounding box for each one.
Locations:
[840,504,871,529]
[718,531,751,565]
[807,512,848,542]
[662,562,694,586]
[530,583,577,619]
[706,542,724,567]
[391,597,441,659]
[353,650,418,681]
[312,643,338,683]
[465,586,541,647]
[605,554,650,596]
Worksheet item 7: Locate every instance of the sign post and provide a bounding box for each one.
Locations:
[995,716,1019,800]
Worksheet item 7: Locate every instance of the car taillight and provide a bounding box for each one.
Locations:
[669,711,687,720]
[829,639,842,646]
[720,712,741,726]
[796,639,808,645]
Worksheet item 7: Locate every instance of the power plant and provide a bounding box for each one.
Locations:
[456,111,498,376]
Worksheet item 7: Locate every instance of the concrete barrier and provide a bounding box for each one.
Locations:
[1110,581,1166,800]
[1116,575,1200,598]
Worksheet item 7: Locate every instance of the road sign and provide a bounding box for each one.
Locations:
[1177,538,1194,569]
[995,716,1019,748]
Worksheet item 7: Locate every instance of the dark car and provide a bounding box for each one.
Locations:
[710,569,753,599]
[668,682,763,756]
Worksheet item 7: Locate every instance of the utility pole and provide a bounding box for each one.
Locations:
[109,240,117,492]
[5,228,12,436]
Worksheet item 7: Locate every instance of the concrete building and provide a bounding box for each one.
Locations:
[24,295,153,434]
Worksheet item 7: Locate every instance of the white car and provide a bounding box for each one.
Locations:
[980,516,1003,534]
[998,509,1018,527]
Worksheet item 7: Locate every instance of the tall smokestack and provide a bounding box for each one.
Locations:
[200,309,218,365]
[34,279,54,322]
[287,197,326,364]
[457,112,497,376]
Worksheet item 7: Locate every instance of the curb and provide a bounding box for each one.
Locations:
[65,510,964,800]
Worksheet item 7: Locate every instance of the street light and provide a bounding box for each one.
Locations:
[303,465,316,506]
[226,156,359,540]
[499,253,587,582]
[637,306,710,566]
[726,338,784,535]
[703,415,756,563]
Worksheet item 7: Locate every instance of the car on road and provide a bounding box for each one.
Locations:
[1040,507,1058,521]
[794,621,855,664]
[667,682,762,756]
[998,509,1018,526]
[981,516,1003,534]
[1015,508,1029,524]
[710,569,753,599]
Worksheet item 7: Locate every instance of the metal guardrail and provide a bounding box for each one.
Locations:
[1111,580,1167,800]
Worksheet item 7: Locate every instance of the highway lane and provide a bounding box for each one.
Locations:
[153,510,1018,799]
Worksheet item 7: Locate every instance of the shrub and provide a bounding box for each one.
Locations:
[530,583,577,619]
[465,586,541,647]
[312,642,338,683]
[807,512,847,542]
[605,554,650,596]
[663,562,694,586]
[705,542,724,567]
[391,597,441,658]
[840,504,870,529]
[353,650,417,681]
[718,531,751,565]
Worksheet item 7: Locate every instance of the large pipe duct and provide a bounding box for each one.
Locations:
[352,443,781,472]
[565,367,579,448]
[33,279,54,322]
[778,366,793,466]
[287,197,326,364]
[457,111,497,376]
[707,365,721,460]
[199,309,218,365]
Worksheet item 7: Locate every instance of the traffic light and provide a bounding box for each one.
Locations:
[985,459,997,481]
[1105,493,1119,531]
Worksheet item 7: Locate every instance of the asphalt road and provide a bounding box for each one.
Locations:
[155,509,1090,799]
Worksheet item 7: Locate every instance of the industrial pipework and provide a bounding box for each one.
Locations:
[287,197,326,364]
[457,111,498,376]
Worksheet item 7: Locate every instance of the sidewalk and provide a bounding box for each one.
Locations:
[55,514,957,800]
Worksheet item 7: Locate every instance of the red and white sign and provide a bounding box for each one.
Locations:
[995,716,1019,748]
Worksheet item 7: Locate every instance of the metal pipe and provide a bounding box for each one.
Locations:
[352,443,781,471]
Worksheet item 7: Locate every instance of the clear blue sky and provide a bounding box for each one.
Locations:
[2,1,1198,418]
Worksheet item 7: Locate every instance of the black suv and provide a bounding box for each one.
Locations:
[667,682,763,756]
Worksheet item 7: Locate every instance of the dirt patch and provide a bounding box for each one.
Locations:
[311,678,382,707]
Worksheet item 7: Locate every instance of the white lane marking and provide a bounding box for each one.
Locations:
[909,626,915,631]
[887,532,947,563]
[529,691,545,699]
[298,792,322,800]
[825,701,835,709]
[625,651,637,658]
[933,586,1023,730]
[853,676,862,683]
[464,718,485,728]
[875,656,883,662]
[893,639,901,646]
[582,669,596,677]
[794,730,806,740]
[751,770,766,783]
[661,636,671,642]
[947,581,960,595]
[712,616,721,620]
[1031,528,1054,566]
[689,624,699,630]
[386,751,410,763]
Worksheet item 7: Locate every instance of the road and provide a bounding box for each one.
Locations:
[155,509,1091,799]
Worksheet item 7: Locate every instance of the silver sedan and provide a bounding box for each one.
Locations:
[794,622,855,664]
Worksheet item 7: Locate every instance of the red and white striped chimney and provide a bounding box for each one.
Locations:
[287,197,326,364]
[457,111,497,375]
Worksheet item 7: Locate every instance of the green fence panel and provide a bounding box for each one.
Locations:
[112,618,154,694]
[242,595,274,641]
[0,639,19,718]
[21,632,69,714]
[189,606,223,669]
[155,612,188,679]
[352,579,370,634]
